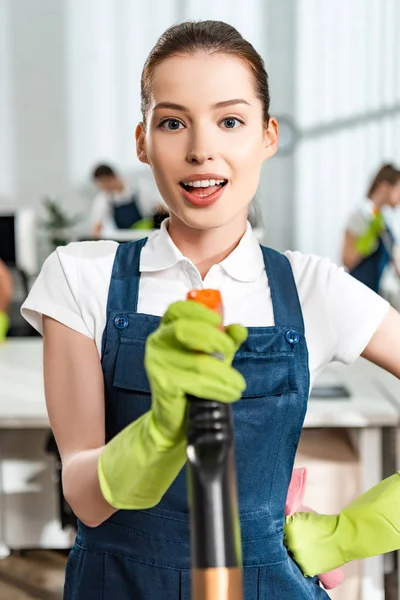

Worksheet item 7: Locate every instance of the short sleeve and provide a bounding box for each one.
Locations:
[21,246,92,338]
[330,268,389,363]
[315,257,389,364]
[288,252,390,371]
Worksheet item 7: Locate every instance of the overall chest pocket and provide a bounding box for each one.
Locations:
[233,351,296,398]
[233,325,299,400]
[113,334,298,398]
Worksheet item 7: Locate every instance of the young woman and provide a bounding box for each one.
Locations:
[22,20,400,600]
[342,163,400,293]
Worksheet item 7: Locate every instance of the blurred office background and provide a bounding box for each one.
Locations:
[1,0,399,261]
[0,2,400,599]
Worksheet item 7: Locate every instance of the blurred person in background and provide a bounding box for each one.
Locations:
[90,164,143,238]
[0,258,13,341]
[342,163,400,293]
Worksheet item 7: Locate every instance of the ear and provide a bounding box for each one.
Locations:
[135,123,149,165]
[262,117,279,161]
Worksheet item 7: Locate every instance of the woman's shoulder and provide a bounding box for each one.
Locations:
[21,240,120,340]
[282,249,363,299]
[32,240,120,306]
[47,240,119,279]
[282,247,388,319]
[54,239,119,260]
[283,249,340,282]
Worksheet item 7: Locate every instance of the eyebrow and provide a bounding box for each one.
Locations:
[152,99,251,112]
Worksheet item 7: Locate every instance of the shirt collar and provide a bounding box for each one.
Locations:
[140,219,186,272]
[140,219,265,282]
[218,222,265,282]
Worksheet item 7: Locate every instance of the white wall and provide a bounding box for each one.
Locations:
[5,0,70,209]
[294,0,400,261]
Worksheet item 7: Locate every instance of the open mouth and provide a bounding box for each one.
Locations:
[180,179,228,196]
[179,178,228,207]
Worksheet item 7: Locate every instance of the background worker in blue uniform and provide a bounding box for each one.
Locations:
[342,163,400,293]
[21,20,400,600]
[90,164,143,238]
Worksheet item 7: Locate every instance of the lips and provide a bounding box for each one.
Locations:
[179,180,228,208]
[179,174,228,208]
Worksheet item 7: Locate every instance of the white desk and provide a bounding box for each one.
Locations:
[0,340,399,600]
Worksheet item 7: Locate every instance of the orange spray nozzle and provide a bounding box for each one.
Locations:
[186,289,223,318]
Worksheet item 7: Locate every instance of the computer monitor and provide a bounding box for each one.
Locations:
[0,209,38,276]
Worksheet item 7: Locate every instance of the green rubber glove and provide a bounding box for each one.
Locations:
[0,311,9,342]
[130,217,154,230]
[354,211,384,257]
[98,300,248,510]
[284,472,400,577]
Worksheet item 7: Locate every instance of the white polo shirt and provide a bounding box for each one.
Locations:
[21,220,389,388]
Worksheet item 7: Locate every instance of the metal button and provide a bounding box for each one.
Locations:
[285,329,300,345]
[114,315,129,330]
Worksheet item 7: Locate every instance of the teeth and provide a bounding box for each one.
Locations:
[183,179,226,188]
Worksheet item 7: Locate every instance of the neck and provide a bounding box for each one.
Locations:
[370,190,387,210]
[168,213,248,279]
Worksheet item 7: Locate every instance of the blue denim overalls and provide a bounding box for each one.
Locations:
[349,224,395,293]
[112,195,142,229]
[64,239,330,600]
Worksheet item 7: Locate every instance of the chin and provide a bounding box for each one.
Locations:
[175,205,248,232]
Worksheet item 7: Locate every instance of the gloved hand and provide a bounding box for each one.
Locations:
[284,468,344,590]
[284,472,400,577]
[98,300,248,510]
[354,211,384,257]
[0,311,9,342]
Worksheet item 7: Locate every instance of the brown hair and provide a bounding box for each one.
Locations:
[140,20,270,126]
[367,163,400,197]
[92,164,117,180]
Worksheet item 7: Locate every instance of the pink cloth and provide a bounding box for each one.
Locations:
[285,468,345,590]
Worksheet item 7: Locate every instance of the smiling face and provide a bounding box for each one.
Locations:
[136,53,278,234]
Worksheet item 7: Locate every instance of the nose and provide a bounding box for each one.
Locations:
[186,129,214,164]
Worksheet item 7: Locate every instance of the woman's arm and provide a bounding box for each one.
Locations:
[362,306,400,378]
[43,315,116,527]
[341,231,363,271]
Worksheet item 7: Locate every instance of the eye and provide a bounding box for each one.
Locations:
[159,119,184,131]
[221,117,243,129]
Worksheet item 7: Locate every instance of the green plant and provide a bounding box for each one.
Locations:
[40,197,82,250]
